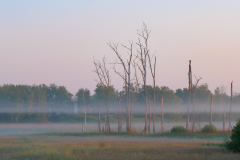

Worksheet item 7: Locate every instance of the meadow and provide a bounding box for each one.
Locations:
[0,132,238,160]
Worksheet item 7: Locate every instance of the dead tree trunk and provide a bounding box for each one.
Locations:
[148,100,151,133]
[192,76,202,132]
[117,91,122,133]
[186,60,192,130]
[93,57,111,132]
[130,90,133,131]
[229,81,233,131]
[136,23,150,133]
[148,55,157,133]
[210,93,213,125]
[105,115,107,132]
[98,103,101,132]
[84,107,86,132]
[108,42,133,132]
[161,97,164,132]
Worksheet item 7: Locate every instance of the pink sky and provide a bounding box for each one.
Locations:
[0,1,240,95]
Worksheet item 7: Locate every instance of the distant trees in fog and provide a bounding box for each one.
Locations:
[0,83,238,109]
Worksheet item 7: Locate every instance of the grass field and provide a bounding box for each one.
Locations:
[0,132,239,160]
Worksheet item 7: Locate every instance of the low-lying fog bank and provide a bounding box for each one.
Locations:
[0,121,236,136]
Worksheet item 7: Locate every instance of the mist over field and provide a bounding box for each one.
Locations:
[1,1,240,159]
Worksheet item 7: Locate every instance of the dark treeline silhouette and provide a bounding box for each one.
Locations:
[0,83,239,114]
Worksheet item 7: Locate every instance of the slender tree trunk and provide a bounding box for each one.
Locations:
[128,73,131,132]
[210,93,213,125]
[229,81,233,131]
[105,115,107,132]
[223,112,225,131]
[186,60,192,130]
[153,82,156,133]
[145,82,148,134]
[84,107,86,132]
[130,91,133,131]
[148,100,151,133]
[107,88,110,132]
[98,104,101,132]
[192,96,195,132]
[118,99,122,133]
[161,97,164,132]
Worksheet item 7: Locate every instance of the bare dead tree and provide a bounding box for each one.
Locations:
[135,23,151,134]
[148,55,156,133]
[97,102,101,132]
[148,99,151,133]
[229,81,233,131]
[192,76,202,132]
[93,57,111,132]
[108,41,133,132]
[161,97,164,132]
[186,60,192,130]
[117,91,123,133]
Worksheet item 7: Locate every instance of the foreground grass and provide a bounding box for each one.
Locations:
[0,132,238,160]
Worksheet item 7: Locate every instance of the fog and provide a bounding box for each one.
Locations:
[0,102,238,136]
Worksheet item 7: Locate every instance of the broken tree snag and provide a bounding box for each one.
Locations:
[161,97,164,132]
[98,102,101,132]
[186,60,192,130]
[210,93,213,125]
[229,81,233,131]
[223,112,225,131]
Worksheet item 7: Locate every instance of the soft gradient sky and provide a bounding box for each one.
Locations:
[0,0,240,95]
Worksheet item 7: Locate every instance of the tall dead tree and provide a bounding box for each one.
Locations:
[210,93,213,125]
[93,57,111,132]
[136,23,151,134]
[148,55,157,133]
[108,41,133,132]
[192,76,202,132]
[186,60,192,130]
[229,81,233,131]
[117,91,123,133]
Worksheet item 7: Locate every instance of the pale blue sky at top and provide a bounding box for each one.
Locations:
[0,0,240,95]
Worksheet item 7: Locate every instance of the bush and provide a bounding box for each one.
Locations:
[201,124,217,133]
[170,125,186,133]
[225,119,240,152]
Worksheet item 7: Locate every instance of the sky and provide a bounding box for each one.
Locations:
[0,0,240,95]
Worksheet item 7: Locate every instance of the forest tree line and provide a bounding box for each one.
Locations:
[0,83,239,109]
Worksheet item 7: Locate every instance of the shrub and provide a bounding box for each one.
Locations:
[225,119,240,152]
[201,124,217,133]
[170,125,186,133]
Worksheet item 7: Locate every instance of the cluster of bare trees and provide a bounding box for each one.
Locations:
[93,23,234,134]
[93,23,164,133]
[186,61,233,132]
